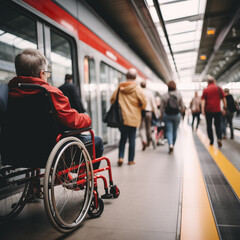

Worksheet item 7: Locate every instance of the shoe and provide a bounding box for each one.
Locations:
[209,140,213,145]
[169,145,174,154]
[217,139,222,148]
[142,142,147,151]
[222,135,226,140]
[128,161,135,165]
[231,136,234,139]
[117,158,123,166]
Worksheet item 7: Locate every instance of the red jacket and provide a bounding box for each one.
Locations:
[8,76,91,129]
[201,82,225,113]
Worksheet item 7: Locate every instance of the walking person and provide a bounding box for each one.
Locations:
[139,80,158,150]
[161,80,184,154]
[110,68,146,166]
[190,91,201,131]
[59,74,86,113]
[201,75,227,147]
[222,88,237,139]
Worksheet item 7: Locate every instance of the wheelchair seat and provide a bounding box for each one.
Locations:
[1,84,61,168]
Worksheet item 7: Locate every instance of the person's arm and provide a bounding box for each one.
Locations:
[222,97,227,115]
[201,99,205,116]
[50,88,91,129]
[222,97,227,109]
[137,87,147,110]
[150,93,159,118]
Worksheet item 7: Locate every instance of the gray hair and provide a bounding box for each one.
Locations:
[126,68,137,80]
[15,49,47,77]
[207,75,215,84]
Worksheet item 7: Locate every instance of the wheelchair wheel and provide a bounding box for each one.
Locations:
[43,137,94,233]
[88,197,104,218]
[0,167,30,221]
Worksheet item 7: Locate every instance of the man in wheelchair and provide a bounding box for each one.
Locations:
[4,49,103,199]
[8,48,103,164]
[0,49,120,232]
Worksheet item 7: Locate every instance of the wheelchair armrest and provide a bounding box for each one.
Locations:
[62,127,92,137]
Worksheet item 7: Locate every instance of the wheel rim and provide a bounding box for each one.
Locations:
[44,138,93,231]
[0,168,29,220]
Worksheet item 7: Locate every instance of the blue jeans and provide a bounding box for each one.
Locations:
[78,134,104,169]
[118,125,136,163]
[163,113,181,146]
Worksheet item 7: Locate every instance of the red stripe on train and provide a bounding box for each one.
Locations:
[23,0,147,79]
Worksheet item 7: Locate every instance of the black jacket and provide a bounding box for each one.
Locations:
[59,82,85,113]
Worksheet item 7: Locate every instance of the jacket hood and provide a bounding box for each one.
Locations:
[119,81,137,94]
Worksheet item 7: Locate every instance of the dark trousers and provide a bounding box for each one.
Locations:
[118,125,136,163]
[205,112,222,144]
[78,134,104,169]
[192,112,201,129]
[226,112,234,138]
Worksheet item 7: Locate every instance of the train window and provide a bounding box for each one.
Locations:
[100,62,125,143]
[0,4,37,83]
[49,30,73,87]
[84,57,99,135]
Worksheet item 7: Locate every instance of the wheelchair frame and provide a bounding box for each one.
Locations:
[0,84,120,233]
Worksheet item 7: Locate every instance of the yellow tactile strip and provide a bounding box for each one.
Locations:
[197,130,240,200]
[180,128,219,240]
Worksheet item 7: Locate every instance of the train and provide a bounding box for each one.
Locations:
[0,0,166,145]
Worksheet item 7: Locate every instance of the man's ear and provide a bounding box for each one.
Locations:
[39,69,45,80]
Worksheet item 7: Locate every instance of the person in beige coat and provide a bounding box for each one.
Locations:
[110,68,146,166]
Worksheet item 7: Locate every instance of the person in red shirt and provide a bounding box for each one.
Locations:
[8,49,103,168]
[201,75,227,147]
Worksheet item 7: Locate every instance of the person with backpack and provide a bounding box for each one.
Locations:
[160,80,184,154]
[222,88,238,139]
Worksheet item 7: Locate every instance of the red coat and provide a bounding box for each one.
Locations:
[8,76,91,129]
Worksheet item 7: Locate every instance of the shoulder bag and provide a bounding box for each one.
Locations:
[103,88,123,128]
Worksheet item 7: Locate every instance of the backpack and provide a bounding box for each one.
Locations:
[165,93,179,115]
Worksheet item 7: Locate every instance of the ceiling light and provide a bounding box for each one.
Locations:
[206,27,216,36]
[236,43,240,49]
[200,55,206,60]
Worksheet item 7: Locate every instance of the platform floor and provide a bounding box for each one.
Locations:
[1,119,240,240]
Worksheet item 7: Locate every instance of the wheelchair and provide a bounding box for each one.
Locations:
[0,83,120,233]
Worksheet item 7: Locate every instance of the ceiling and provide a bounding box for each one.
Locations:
[195,0,240,83]
[85,0,240,84]
[85,0,174,83]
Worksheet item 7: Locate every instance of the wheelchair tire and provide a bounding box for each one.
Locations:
[0,167,30,221]
[43,137,94,233]
[88,197,104,218]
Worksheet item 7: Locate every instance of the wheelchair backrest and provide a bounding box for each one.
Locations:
[1,84,60,168]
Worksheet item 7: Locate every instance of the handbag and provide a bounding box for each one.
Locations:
[103,88,123,128]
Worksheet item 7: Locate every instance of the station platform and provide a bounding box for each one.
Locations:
[1,119,240,240]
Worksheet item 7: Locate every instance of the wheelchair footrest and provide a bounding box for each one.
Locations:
[101,193,113,199]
